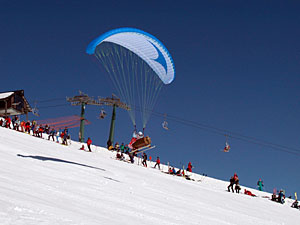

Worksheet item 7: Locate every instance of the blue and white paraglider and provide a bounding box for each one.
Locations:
[86,28,175,130]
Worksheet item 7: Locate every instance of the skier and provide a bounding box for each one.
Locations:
[5,117,11,128]
[233,173,238,182]
[31,120,36,134]
[44,124,50,134]
[244,189,256,197]
[120,143,125,153]
[176,169,182,176]
[14,116,20,131]
[38,125,44,138]
[235,178,241,193]
[114,142,120,151]
[56,129,60,143]
[20,120,25,132]
[61,131,67,145]
[228,177,235,192]
[116,151,125,160]
[63,127,69,135]
[107,139,113,149]
[168,167,176,174]
[48,128,56,141]
[128,151,134,163]
[116,150,121,159]
[187,162,193,172]
[12,116,18,130]
[291,200,299,209]
[87,137,92,152]
[154,157,160,170]
[278,190,285,204]
[142,152,147,167]
[257,178,264,191]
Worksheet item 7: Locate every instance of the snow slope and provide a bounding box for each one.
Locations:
[0,127,299,225]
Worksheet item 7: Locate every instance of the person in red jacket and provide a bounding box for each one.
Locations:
[5,116,11,128]
[233,173,238,182]
[187,162,193,172]
[154,157,160,170]
[87,137,92,152]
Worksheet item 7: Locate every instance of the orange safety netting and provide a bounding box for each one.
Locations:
[36,115,91,129]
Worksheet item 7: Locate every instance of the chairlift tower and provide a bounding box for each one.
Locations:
[67,91,103,143]
[99,94,130,146]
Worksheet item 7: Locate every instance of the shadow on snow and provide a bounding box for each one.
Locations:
[17,154,106,171]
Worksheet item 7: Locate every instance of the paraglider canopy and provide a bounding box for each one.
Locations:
[86,27,175,84]
[86,27,175,129]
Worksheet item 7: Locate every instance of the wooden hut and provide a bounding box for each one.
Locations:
[0,90,32,117]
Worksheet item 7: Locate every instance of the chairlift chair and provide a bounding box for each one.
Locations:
[99,109,107,119]
[162,121,169,130]
[32,102,40,116]
[162,113,169,130]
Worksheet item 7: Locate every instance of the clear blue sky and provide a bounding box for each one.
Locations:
[1,0,300,196]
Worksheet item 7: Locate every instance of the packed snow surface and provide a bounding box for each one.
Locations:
[0,127,299,225]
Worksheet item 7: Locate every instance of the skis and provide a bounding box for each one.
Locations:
[131,145,156,154]
[136,145,156,154]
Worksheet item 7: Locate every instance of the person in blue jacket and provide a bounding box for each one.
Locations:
[257,178,264,191]
[278,190,285,204]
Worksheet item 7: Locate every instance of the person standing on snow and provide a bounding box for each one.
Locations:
[257,178,264,191]
[235,178,241,193]
[154,157,161,170]
[87,137,92,152]
[48,128,56,141]
[278,190,285,204]
[227,177,235,192]
[120,143,125,153]
[233,173,238,181]
[142,152,147,167]
[55,129,60,143]
[14,116,20,131]
[5,116,11,128]
[187,162,193,172]
[291,200,299,209]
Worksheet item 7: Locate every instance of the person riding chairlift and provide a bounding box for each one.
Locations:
[162,121,169,130]
[128,130,143,149]
[224,142,230,152]
[100,109,106,119]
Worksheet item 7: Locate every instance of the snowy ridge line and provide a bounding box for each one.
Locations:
[0,126,300,225]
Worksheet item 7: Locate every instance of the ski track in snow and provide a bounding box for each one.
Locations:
[0,127,299,225]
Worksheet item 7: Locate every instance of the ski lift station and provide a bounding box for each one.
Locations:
[0,90,32,118]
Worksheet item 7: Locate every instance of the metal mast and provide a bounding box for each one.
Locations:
[67,91,103,143]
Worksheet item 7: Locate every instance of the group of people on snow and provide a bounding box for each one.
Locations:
[271,189,285,204]
[0,116,70,145]
[227,174,299,209]
[227,173,241,193]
